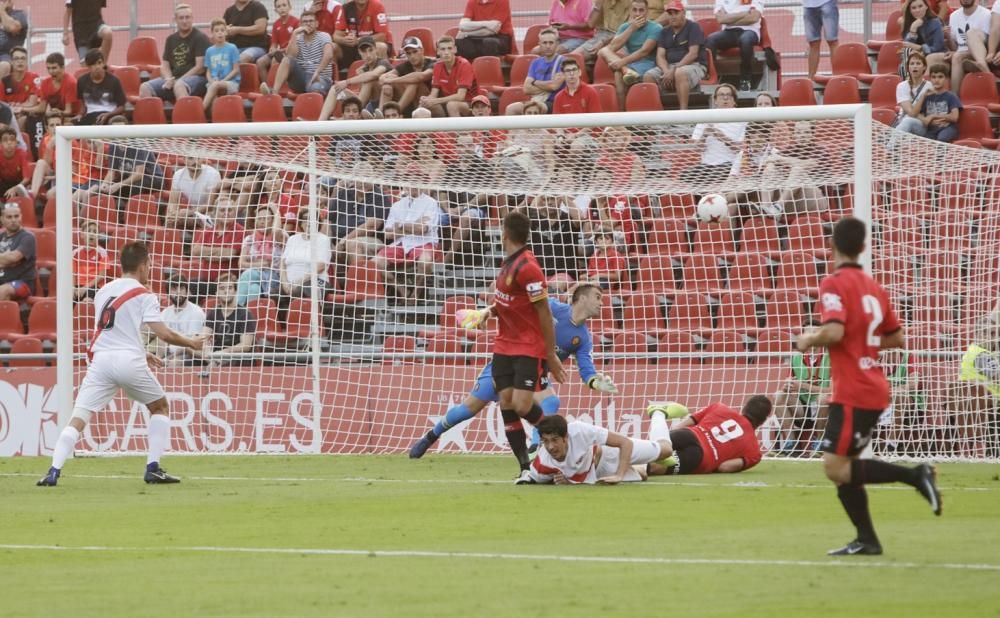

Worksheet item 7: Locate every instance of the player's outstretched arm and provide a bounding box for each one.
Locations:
[534,300,567,383]
[598,432,634,484]
[147,322,207,352]
[796,322,844,351]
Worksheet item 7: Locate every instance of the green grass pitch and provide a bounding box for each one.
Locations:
[2,456,999,617]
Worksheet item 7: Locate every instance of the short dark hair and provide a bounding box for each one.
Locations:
[10,46,27,58]
[502,210,531,245]
[741,395,773,429]
[46,52,66,67]
[561,58,580,72]
[341,96,363,114]
[382,101,402,115]
[0,127,16,141]
[537,414,568,438]
[832,216,866,258]
[85,49,105,66]
[571,282,601,304]
[928,63,949,76]
[120,242,150,273]
[167,273,189,289]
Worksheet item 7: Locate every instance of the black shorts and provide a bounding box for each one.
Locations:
[820,403,884,456]
[669,428,704,474]
[492,353,547,393]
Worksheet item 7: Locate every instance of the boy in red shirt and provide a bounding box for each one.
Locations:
[0,127,28,199]
[72,220,109,301]
[256,0,299,83]
[584,226,627,290]
[420,36,480,117]
[37,52,79,119]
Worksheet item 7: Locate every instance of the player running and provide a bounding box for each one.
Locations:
[797,216,941,556]
[526,414,673,485]
[37,243,205,487]
[408,282,618,459]
[644,396,773,476]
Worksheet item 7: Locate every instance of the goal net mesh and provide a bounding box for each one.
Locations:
[59,113,998,461]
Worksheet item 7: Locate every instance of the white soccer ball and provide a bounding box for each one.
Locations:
[696,193,729,224]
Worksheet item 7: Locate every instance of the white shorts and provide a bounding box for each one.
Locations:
[596,439,662,482]
[75,352,166,412]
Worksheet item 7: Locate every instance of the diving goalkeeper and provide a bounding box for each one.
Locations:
[408,282,618,459]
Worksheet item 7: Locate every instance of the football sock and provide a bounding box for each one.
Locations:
[530,395,561,447]
[523,404,544,426]
[147,413,171,468]
[837,484,879,546]
[51,426,80,470]
[648,411,671,442]
[432,403,475,439]
[851,459,918,487]
[501,408,530,471]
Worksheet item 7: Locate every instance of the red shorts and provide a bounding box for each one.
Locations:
[377,243,441,264]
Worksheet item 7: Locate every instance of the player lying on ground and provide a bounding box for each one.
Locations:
[644,396,773,476]
[797,216,940,557]
[408,282,617,459]
[525,414,674,485]
[37,242,205,487]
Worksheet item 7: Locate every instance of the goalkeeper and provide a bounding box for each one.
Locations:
[409,282,617,459]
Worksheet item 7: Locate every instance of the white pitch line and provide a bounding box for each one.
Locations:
[0,543,998,572]
[0,472,996,492]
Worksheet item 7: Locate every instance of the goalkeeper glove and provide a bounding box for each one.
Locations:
[646,401,689,419]
[456,307,491,330]
[587,373,618,394]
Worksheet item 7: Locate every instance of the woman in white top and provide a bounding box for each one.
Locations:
[237,204,287,305]
[684,84,747,185]
[894,51,931,135]
[280,208,332,298]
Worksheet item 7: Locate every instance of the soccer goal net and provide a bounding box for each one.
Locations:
[51,105,998,461]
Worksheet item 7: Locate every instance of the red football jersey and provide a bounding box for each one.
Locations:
[39,74,80,113]
[818,263,901,410]
[271,15,300,49]
[553,83,602,114]
[316,1,343,35]
[688,403,763,474]
[432,57,479,102]
[1,72,39,105]
[463,0,514,39]
[493,246,548,358]
[0,149,27,185]
[335,0,390,39]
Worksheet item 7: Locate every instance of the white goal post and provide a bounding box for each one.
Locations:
[49,104,997,461]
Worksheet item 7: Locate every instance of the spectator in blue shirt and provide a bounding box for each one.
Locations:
[897,62,962,142]
[204,18,243,112]
[901,0,945,56]
[506,27,565,115]
[598,0,662,110]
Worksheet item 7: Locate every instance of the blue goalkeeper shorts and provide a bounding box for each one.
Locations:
[469,362,551,402]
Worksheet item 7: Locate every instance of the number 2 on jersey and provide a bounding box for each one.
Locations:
[98,296,118,331]
[862,294,883,347]
[710,419,744,443]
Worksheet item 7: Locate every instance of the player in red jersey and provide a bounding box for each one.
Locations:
[797,216,941,557]
[467,210,567,482]
[644,396,772,476]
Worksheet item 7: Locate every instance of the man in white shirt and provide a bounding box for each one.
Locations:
[165,156,223,229]
[929,0,991,92]
[372,178,442,304]
[525,414,674,484]
[157,273,207,366]
[705,0,764,91]
[37,242,205,486]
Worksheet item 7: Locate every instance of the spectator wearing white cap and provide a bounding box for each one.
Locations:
[319,35,392,119]
[378,36,436,115]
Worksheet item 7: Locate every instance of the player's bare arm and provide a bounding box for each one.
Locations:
[881,329,905,350]
[717,458,746,473]
[533,299,567,383]
[597,431,634,484]
[148,321,206,351]
[796,322,844,351]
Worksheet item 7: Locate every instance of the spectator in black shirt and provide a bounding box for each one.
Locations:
[0,200,34,299]
[63,0,113,64]
[528,194,583,279]
[139,4,210,102]
[224,0,270,64]
[329,162,390,266]
[378,36,435,115]
[76,50,125,125]
[0,1,27,80]
[440,132,493,263]
[77,116,166,209]
[203,273,257,367]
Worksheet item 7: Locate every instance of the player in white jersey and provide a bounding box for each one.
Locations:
[37,243,205,487]
[524,415,675,485]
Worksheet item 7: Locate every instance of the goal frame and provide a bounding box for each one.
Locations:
[54,104,873,429]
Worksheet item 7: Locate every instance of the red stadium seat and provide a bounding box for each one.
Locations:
[813,43,871,85]
[402,28,436,58]
[646,218,690,255]
[133,97,167,125]
[43,194,57,227]
[473,56,507,94]
[692,219,736,255]
[753,327,794,359]
[873,107,899,126]
[659,329,698,358]
[740,217,781,254]
[0,300,23,339]
[122,193,162,229]
[246,298,278,339]
[959,72,999,107]
[869,74,902,110]
[611,331,654,364]
[593,83,619,112]
[8,195,36,228]
[382,335,418,365]
[878,213,923,248]
[440,295,477,329]
[292,92,324,121]
[636,253,678,292]
[9,336,44,367]
[859,41,905,84]
[593,54,615,84]
[126,37,161,73]
[682,254,724,291]
[779,78,818,107]
[668,291,713,332]
[252,94,287,122]
[238,63,261,99]
[497,86,527,114]
[659,193,696,220]
[957,106,994,143]
[34,228,55,269]
[19,299,57,341]
[211,95,246,123]
[727,252,773,292]
[329,262,384,304]
[522,24,546,54]
[774,252,821,293]
[426,336,465,365]
[705,331,747,364]
[84,194,120,228]
[625,82,663,112]
[171,95,207,124]
[717,291,759,331]
[508,54,538,87]
[821,75,861,105]
[113,65,142,103]
[868,10,903,50]
[786,215,828,253]
[765,290,807,329]
[622,292,667,333]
